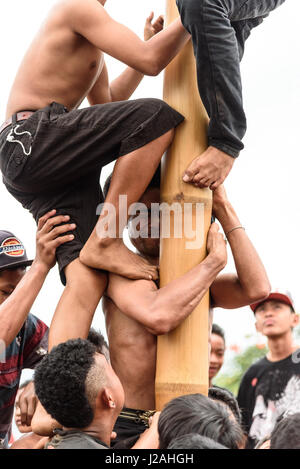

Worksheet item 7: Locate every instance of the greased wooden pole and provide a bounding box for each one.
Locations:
[155,0,212,410]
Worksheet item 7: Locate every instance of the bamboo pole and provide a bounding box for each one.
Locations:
[155,0,212,410]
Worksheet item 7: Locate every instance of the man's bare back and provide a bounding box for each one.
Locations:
[6,1,105,117]
[6,0,188,118]
[103,295,157,411]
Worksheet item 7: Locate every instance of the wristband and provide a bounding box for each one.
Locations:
[225,226,245,237]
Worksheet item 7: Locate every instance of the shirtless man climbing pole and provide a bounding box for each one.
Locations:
[102,174,270,445]
[0,0,190,348]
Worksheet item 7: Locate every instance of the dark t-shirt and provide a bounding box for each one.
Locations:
[46,429,109,449]
[237,349,300,448]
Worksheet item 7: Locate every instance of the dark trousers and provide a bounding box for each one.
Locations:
[176,0,286,157]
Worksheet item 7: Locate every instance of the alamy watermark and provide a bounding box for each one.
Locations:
[96,195,205,250]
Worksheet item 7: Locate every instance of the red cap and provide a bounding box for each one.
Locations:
[250,290,295,313]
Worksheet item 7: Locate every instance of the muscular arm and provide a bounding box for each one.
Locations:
[107,225,226,335]
[210,187,271,309]
[0,212,75,347]
[88,14,164,105]
[0,263,49,347]
[88,62,144,104]
[69,0,190,76]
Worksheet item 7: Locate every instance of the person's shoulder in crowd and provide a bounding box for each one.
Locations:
[19,313,48,368]
[46,429,109,450]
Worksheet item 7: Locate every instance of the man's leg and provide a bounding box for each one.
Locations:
[80,128,174,280]
[177,0,286,189]
[48,258,107,350]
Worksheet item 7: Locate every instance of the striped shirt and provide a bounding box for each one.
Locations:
[0,314,48,447]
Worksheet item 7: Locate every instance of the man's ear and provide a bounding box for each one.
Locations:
[291,313,299,329]
[101,388,116,410]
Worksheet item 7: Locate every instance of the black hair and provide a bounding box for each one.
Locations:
[87,328,109,354]
[211,323,225,345]
[270,412,300,449]
[0,266,26,276]
[158,393,244,449]
[208,386,242,424]
[167,433,228,449]
[34,339,97,428]
[112,435,140,449]
[102,165,161,200]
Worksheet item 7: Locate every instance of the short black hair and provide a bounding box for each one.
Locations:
[87,328,109,354]
[212,323,225,344]
[103,166,161,199]
[87,328,110,362]
[167,433,228,449]
[208,386,242,424]
[158,393,244,449]
[0,266,26,276]
[34,339,97,428]
[270,412,300,449]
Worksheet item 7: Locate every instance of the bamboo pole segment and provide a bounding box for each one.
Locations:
[155,0,212,410]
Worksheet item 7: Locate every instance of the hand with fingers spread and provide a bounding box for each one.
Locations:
[34,209,76,271]
[206,222,227,269]
[144,12,164,41]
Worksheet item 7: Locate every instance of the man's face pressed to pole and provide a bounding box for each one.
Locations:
[128,187,160,258]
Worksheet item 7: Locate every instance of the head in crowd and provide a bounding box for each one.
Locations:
[209,323,225,385]
[208,386,242,424]
[270,412,300,449]
[103,168,161,258]
[14,379,34,433]
[158,393,244,449]
[167,433,228,449]
[34,338,124,429]
[0,231,32,305]
[251,290,298,339]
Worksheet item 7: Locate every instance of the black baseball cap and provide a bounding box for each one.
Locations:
[0,231,33,272]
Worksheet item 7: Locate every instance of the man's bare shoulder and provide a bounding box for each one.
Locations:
[55,0,104,13]
[55,0,106,26]
[45,0,105,34]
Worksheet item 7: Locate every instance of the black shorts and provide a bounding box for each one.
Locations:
[111,407,154,449]
[0,99,184,284]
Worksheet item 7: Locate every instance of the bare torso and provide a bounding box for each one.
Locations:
[6,1,104,118]
[103,295,157,411]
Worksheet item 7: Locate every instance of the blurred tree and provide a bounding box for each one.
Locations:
[213,343,267,396]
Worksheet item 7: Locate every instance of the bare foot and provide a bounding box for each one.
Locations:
[80,235,158,281]
[182,146,234,190]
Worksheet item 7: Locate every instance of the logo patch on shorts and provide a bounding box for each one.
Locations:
[0,237,25,257]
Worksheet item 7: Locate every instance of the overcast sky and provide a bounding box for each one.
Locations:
[0,0,299,355]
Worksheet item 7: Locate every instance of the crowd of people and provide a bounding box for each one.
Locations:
[0,0,296,452]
